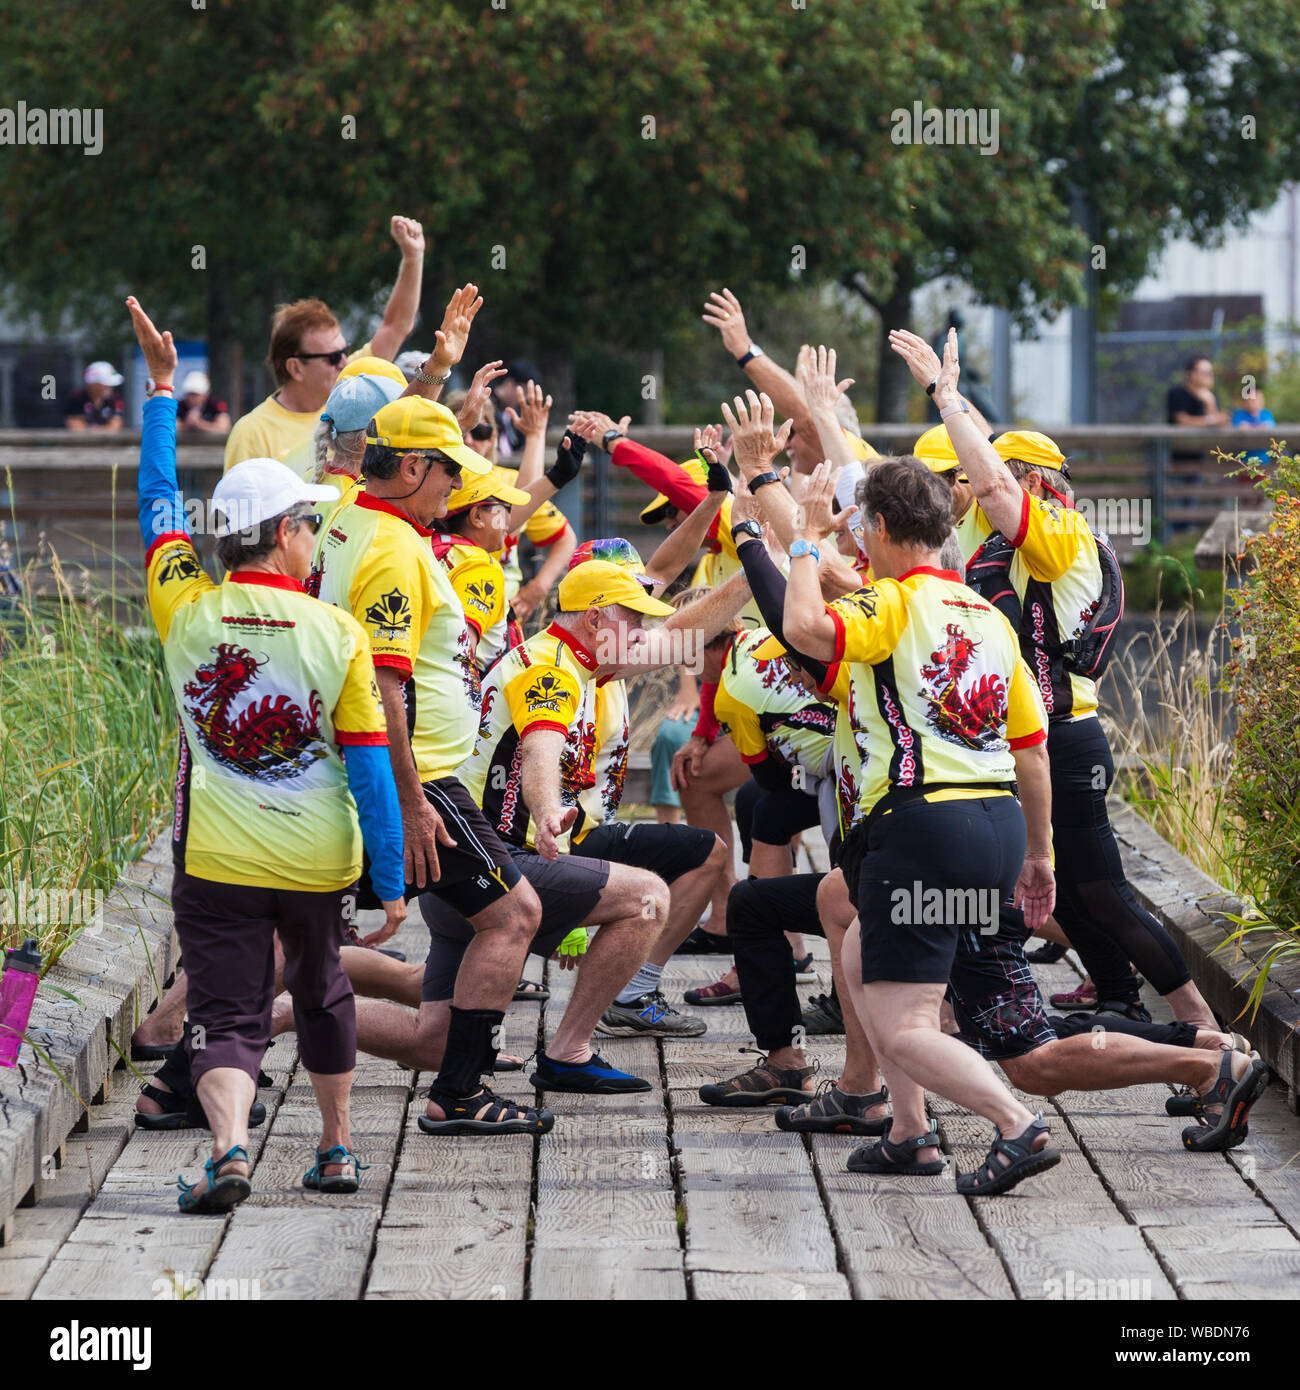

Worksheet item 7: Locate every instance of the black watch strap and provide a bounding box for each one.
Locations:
[601,428,624,451]
[731,519,763,541]
[925,378,938,397]
[748,470,782,494]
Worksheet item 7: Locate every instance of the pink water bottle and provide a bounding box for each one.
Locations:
[0,938,42,1068]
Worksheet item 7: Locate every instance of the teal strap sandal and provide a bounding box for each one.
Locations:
[303,1144,368,1193]
[176,1145,251,1214]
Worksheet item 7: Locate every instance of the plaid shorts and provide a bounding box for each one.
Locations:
[947,910,1058,1062]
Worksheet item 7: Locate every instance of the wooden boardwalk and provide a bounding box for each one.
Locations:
[4,835,1300,1301]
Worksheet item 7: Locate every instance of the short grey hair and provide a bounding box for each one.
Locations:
[215,500,313,572]
[313,421,366,484]
[939,530,965,574]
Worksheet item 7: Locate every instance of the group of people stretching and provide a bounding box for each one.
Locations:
[121,254,1266,1213]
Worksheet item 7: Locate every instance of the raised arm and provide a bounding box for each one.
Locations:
[126,296,189,549]
[888,327,994,438]
[401,282,483,403]
[796,343,860,476]
[703,287,817,442]
[781,463,842,661]
[369,216,426,361]
[642,429,732,590]
[928,328,1024,540]
[507,380,554,493]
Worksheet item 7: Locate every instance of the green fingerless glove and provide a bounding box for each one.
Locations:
[558,927,589,959]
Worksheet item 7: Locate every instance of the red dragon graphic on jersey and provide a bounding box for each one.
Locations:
[836,757,860,826]
[918,623,1007,751]
[477,682,498,741]
[601,731,630,819]
[559,719,598,801]
[182,643,325,781]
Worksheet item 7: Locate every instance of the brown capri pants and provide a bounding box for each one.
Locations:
[173,869,357,1085]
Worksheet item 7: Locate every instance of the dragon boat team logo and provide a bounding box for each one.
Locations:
[752,655,790,693]
[560,718,598,798]
[465,576,496,616]
[918,623,1008,752]
[524,671,567,714]
[182,643,326,781]
[157,545,204,586]
[601,732,630,819]
[364,588,412,641]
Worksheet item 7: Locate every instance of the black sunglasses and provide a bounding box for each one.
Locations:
[293,346,350,367]
[295,513,324,535]
[468,421,495,441]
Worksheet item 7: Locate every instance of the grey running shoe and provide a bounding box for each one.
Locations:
[801,992,845,1035]
[596,990,707,1038]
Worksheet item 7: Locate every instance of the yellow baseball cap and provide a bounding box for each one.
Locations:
[912,424,960,473]
[558,560,675,617]
[340,354,408,386]
[640,457,706,526]
[992,430,1066,471]
[445,467,532,515]
[366,398,491,476]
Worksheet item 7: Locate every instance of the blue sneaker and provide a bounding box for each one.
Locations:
[530,1050,652,1094]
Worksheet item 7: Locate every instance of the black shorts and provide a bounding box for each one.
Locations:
[356,776,521,918]
[855,794,1026,986]
[574,820,714,885]
[734,776,822,862]
[947,905,1058,1062]
[418,848,610,1002]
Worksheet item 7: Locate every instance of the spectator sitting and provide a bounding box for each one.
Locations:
[1231,388,1276,473]
[176,371,231,434]
[63,361,124,432]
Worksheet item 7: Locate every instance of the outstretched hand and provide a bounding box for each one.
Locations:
[431,283,483,372]
[796,343,854,415]
[720,390,793,479]
[701,288,751,358]
[568,410,631,446]
[888,327,944,393]
[457,360,506,433]
[505,379,554,438]
[795,460,842,541]
[125,297,177,387]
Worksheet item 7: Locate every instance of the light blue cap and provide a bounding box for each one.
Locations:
[320,373,404,433]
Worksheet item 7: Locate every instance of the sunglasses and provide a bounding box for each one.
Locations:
[293,346,350,367]
[467,421,496,441]
[295,513,323,535]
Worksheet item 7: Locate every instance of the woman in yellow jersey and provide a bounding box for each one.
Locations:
[128,298,407,1213]
[728,388,1062,1196]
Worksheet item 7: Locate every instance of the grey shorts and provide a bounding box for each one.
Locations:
[418,848,610,1001]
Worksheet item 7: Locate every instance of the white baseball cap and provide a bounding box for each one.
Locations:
[181,370,211,395]
[210,458,339,536]
[84,361,123,387]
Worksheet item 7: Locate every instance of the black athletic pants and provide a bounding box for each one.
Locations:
[728,873,825,1052]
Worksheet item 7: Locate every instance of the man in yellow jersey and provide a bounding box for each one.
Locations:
[312,394,553,1136]
[920,329,1219,1038]
[457,560,685,1091]
[724,387,1064,1196]
[223,215,426,473]
[127,297,407,1210]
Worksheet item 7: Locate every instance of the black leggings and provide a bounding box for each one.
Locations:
[728,873,825,1052]
[1047,717,1192,1004]
[1050,1010,1199,1049]
[734,776,821,864]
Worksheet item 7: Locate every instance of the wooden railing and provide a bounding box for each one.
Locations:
[0,424,1286,595]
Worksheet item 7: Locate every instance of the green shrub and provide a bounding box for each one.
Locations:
[1121,541,1223,614]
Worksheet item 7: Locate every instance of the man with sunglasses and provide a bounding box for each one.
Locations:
[224,215,427,474]
[312,395,553,1136]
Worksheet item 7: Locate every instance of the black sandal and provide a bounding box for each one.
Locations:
[1182,1053,1270,1151]
[513,977,550,1002]
[847,1118,945,1174]
[957,1114,1060,1195]
[135,1083,266,1131]
[418,1085,555,1136]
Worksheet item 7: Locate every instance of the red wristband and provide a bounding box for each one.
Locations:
[151,383,174,394]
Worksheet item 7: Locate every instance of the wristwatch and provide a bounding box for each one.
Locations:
[789,539,820,562]
[415,364,450,386]
[747,470,782,494]
[731,519,763,542]
[925,377,939,397]
[736,344,764,369]
[601,428,624,451]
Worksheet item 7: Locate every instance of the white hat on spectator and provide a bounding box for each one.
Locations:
[395,349,428,381]
[85,361,123,387]
[210,458,338,536]
[181,370,211,396]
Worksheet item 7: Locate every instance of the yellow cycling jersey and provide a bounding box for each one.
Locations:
[818,662,873,835]
[499,469,569,601]
[572,677,632,845]
[961,491,1103,721]
[433,534,511,679]
[459,622,603,851]
[826,566,1048,818]
[145,534,386,892]
[312,491,478,782]
[715,629,837,779]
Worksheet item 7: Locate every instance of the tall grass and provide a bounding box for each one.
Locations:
[0,545,174,966]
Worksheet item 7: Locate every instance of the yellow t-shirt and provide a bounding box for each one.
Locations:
[714,629,837,779]
[827,566,1047,819]
[312,491,478,782]
[459,622,602,851]
[145,534,386,891]
[433,534,510,679]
